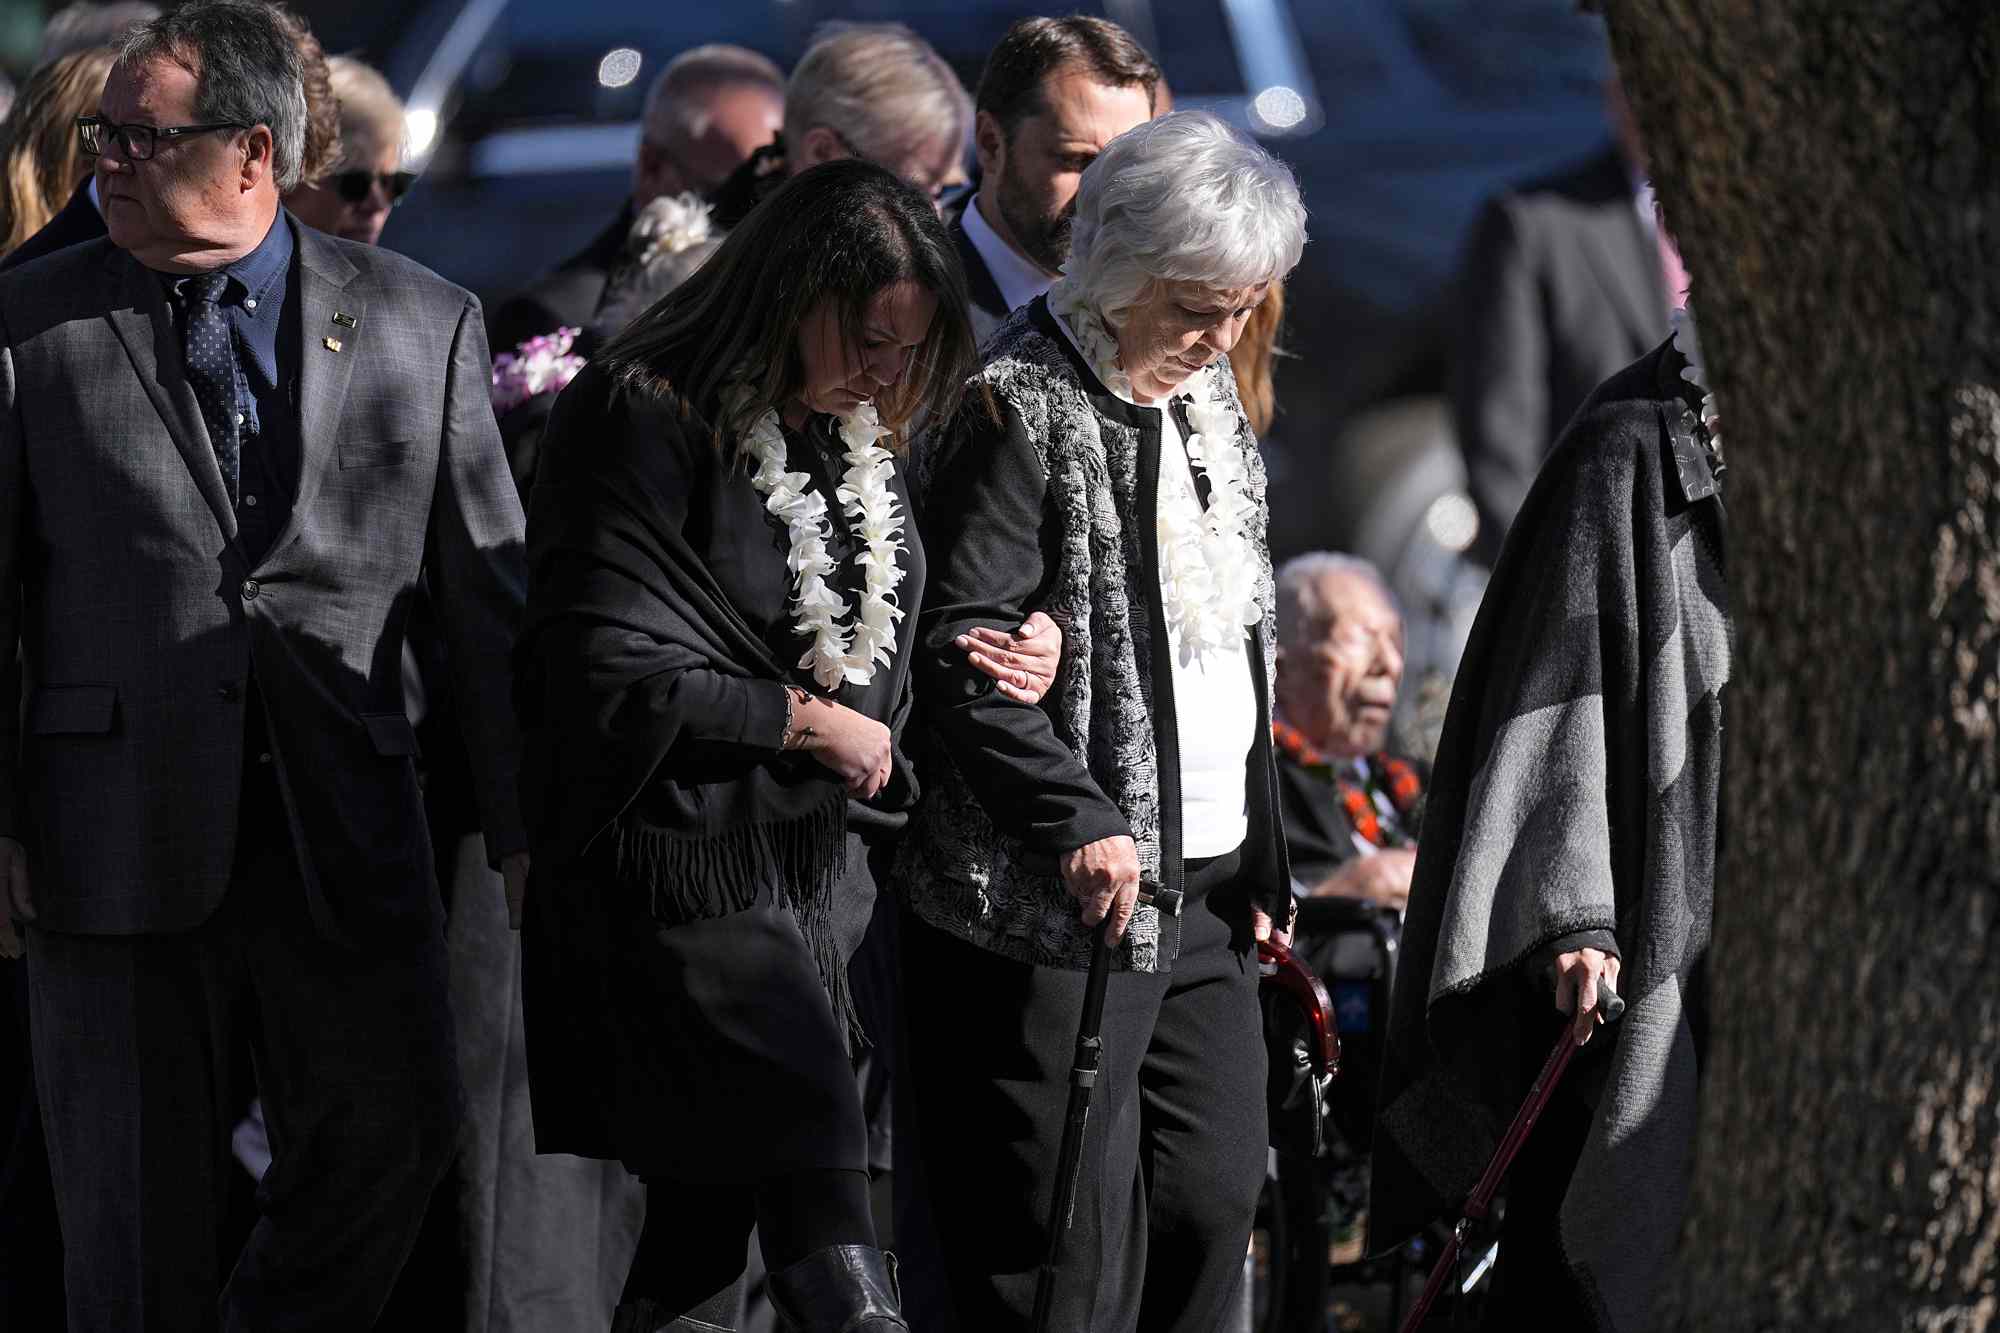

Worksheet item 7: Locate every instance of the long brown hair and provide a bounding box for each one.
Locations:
[1232,278,1285,437]
[271,4,339,185]
[0,47,116,255]
[599,159,976,449]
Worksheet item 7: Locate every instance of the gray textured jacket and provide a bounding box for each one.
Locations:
[0,219,527,941]
[898,297,1290,973]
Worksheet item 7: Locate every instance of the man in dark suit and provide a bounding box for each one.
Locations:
[485,43,782,358]
[1267,551,1425,1324]
[0,5,527,1328]
[952,15,1158,344]
[1453,98,1677,567]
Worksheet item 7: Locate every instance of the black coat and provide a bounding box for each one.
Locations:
[484,204,632,360]
[518,364,925,1175]
[943,195,1008,345]
[1,179,105,272]
[1452,146,1669,566]
[1374,340,1726,1323]
[1278,750,1427,889]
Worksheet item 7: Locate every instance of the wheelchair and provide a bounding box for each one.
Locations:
[1250,892,1442,1332]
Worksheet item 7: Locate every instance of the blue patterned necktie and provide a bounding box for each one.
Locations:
[177,271,240,503]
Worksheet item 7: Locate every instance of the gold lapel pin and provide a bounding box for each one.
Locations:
[332,312,357,328]
[323,336,343,353]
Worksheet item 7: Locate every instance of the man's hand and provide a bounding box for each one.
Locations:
[1554,946,1621,1045]
[0,837,34,959]
[1059,834,1140,944]
[956,610,1064,705]
[1309,847,1416,910]
[502,851,530,931]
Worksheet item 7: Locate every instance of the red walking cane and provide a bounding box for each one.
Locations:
[1397,982,1627,1333]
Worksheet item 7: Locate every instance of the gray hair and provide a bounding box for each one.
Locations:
[783,23,969,168]
[1276,551,1401,652]
[39,2,160,64]
[1067,109,1306,320]
[642,44,784,148]
[119,0,307,192]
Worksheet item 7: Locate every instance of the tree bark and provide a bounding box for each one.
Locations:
[1599,2,2000,1326]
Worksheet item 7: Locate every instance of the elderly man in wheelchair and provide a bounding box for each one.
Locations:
[1262,552,1427,1323]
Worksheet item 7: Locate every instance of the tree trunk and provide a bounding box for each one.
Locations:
[1598,2,2000,1326]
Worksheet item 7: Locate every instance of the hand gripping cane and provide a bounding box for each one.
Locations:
[1031,882,1183,1333]
[1397,981,1627,1333]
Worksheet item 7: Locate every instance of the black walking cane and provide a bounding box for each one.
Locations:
[1031,882,1182,1333]
[1397,980,1627,1333]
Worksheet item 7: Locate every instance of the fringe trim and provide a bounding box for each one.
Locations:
[609,796,866,1051]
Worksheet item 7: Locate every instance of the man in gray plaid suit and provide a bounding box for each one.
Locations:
[0,4,528,1327]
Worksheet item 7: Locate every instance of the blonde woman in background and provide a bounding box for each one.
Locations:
[0,47,116,256]
[1232,278,1285,438]
[285,56,409,245]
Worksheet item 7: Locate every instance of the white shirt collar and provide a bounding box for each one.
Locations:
[963,193,1057,318]
[87,175,103,217]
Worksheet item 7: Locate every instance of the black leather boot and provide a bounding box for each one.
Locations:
[609,1297,735,1333]
[766,1245,909,1332]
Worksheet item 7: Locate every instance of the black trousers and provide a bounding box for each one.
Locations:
[900,850,1267,1333]
[0,959,62,1330]
[26,816,462,1332]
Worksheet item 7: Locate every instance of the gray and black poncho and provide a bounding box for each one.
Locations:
[1371,338,1728,1330]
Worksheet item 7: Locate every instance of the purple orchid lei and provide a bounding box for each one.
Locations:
[490,326,586,416]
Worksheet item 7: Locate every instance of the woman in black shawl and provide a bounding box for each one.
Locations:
[515,161,1058,1333]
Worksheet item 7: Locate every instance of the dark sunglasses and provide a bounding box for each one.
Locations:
[332,169,416,204]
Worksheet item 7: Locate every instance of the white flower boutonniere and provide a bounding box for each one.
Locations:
[630,191,715,267]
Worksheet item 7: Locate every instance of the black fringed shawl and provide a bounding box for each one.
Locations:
[516,360,922,1159]
[516,357,853,914]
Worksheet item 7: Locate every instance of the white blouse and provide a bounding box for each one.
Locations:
[1053,311,1257,858]
[1156,402,1256,858]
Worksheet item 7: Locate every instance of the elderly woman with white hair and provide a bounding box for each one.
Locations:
[895,110,1308,1329]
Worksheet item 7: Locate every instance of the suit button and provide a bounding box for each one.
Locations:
[217,683,241,702]
[241,579,260,600]
[257,752,273,765]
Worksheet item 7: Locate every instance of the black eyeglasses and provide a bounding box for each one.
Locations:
[332,169,416,205]
[76,115,246,160]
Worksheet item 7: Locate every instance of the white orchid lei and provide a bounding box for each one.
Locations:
[1048,277,1263,664]
[731,387,908,691]
[1670,303,1722,464]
